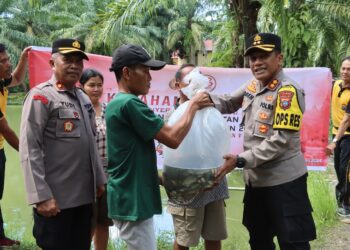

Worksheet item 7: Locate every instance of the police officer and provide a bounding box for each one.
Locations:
[212,33,316,250]
[325,56,350,217]
[19,39,106,250]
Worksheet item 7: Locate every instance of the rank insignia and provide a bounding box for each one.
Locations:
[33,94,48,105]
[265,95,273,101]
[63,121,74,132]
[267,79,279,90]
[278,90,294,110]
[247,82,256,93]
[259,124,269,133]
[56,83,64,90]
[259,112,268,120]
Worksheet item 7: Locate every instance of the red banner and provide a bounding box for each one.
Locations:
[28,47,332,170]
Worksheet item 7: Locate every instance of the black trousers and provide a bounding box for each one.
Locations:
[333,135,350,209]
[242,174,316,250]
[0,149,6,238]
[33,204,93,250]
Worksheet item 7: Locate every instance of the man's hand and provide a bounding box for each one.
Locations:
[325,142,336,156]
[96,185,105,198]
[215,154,237,183]
[190,91,214,110]
[19,46,31,61]
[36,198,60,217]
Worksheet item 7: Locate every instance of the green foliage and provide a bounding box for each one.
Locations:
[156,231,173,249]
[259,0,350,72]
[7,92,26,105]
[209,19,236,67]
[0,0,349,87]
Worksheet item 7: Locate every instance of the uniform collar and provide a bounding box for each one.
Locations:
[49,76,76,94]
[265,70,284,91]
[339,80,350,90]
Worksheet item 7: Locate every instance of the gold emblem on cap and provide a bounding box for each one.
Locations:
[72,41,81,49]
[253,35,262,46]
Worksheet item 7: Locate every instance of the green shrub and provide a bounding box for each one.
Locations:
[7,92,26,105]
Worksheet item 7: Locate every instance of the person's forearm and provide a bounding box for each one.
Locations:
[11,47,31,87]
[12,56,27,85]
[334,117,350,141]
[158,101,199,149]
[3,129,19,151]
[170,102,198,141]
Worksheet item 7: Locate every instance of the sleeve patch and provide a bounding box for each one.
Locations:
[273,85,303,131]
[33,94,48,105]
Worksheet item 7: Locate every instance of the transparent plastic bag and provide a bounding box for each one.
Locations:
[163,69,231,204]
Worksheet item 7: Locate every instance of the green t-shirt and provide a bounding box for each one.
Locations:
[106,93,164,221]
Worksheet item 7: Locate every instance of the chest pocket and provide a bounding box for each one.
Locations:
[56,108,81,138]
[253,95,276,138]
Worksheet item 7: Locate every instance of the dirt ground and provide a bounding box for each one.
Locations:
[313,158,350,250]
[314,221,350,250]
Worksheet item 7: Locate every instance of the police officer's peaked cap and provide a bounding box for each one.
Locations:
[109,44,166,72]
[244,33,281,56]
[52,38,89,60]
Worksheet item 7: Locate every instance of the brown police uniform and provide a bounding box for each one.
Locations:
[211,33,316,250]
[212,71,306,187]
[20,78,106,208]
[19,38,106,250]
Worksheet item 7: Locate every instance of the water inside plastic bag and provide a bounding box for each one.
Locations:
[163,165,217,205]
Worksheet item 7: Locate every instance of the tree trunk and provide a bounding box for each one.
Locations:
[228,0,261,67]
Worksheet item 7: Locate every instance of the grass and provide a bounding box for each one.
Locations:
[2,170,338,250]
[7,92,26,105]
[0,105,339,250]
[309,169,339,249]
[308,171,338,229]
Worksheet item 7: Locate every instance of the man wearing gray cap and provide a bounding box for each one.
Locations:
[106,44,211,250]
[19,38,106,250]
[209,33,316,250]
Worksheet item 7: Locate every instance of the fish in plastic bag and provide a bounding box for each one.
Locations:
[163,68,231,205]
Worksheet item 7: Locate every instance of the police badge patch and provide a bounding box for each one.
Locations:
[63,121,74,132]
[278,90,294,110]
[273,85,303,131]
